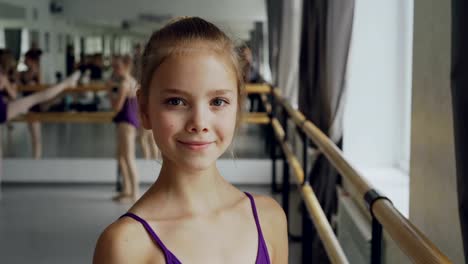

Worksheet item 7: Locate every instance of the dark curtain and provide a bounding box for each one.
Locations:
[298,0,354,262]
[451,0,468,261]
[249,29,259,72]
[267,0,283,86]
[80,37,85,62]
[249,22,265,75]
[4,29,22,61]
[299,0,329,133]
[298,1,331,261]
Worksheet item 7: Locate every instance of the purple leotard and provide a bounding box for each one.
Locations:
[120,192,271,264]
[0,88,13,123]
[112,96,140,128]
[0,91,7,124]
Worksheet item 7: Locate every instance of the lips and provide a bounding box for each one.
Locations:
[177,140,214,150]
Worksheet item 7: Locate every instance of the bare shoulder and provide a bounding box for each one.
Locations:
[93,217,154,264]
[250,193,286,227]
[252,194,286,220]
[250,193,288,263]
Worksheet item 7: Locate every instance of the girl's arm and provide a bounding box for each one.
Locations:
[110,81,128,112]
[270,203,288,264]
[93,221,151,264]
[0,75,17,99]
[256,195,289,264]
[5,81,17,99]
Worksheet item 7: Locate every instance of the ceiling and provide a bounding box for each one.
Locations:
[61,0,267,39]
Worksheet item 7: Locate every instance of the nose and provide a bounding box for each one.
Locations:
[185,105,209,133]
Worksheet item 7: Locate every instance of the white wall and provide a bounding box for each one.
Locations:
[343,0,413,171]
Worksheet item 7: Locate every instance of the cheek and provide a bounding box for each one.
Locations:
[149,108,179,143]
[216,108,237,140]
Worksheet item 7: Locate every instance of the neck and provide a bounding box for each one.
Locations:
[150,159,236,215]
[30,64,39,72]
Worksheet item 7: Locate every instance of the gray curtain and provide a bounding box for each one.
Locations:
[451,0,468,261]
[277,0,303,106]
[298,0,354,262]
[249,23,263,75]
[267,0,283,86]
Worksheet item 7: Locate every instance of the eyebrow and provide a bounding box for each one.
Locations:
[161,88,234,96]
[208,89,235,96]
[160,88,191,96]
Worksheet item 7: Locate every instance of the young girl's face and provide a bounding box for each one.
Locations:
[113,60,127,77]
[144,51,238,171]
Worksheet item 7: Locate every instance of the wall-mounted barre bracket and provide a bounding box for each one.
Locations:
[364,188,392,217]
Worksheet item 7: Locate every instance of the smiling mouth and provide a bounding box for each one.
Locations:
[177,140,213,150]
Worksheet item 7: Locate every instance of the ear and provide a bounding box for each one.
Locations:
[137,88,152,130]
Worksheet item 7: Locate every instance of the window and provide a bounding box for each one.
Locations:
[85,36,103,54]
[17,28,30,72]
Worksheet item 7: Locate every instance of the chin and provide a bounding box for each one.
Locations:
[180,156,218,171]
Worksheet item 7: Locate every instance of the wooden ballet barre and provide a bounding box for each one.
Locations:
[11,112,115,123]
[17,83,110,93]
[18,83,271,94]
[260,94,272,114]
[272,87,282,100]
[11,112,269,124]
[271,117,349,264]
[301,184,349,264]
[243,112,270,124]
[271,118,285,141]
[281,99,306,125]
[245,83,271,94]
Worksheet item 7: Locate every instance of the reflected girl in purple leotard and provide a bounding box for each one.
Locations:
[109,55,140,203]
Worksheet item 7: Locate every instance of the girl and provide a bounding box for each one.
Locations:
[20,49,43,159]
[0,49,80,156]
[94,17,288,263]
[109,55,140,202]
[133,44,160,161]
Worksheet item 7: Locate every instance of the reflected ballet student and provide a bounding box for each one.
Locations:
[0,49,80,158]
[20,48,44,159]
[133,43,160,160]
[109,55,140,202]
[93,17,288,263]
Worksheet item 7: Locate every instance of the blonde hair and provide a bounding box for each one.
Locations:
[139,17,245,128]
